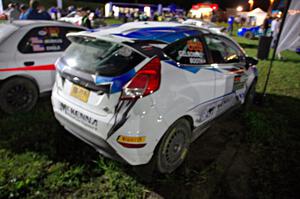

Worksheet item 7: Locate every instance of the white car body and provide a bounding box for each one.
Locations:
[59,11,82,26]
[0,20,85,96]
[182,19,226,34]
[51,22,258,172]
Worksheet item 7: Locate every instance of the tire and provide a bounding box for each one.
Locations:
[243,80,257,111]
[245,31,254,40]
[156,118,191,174]
[0,77,38,114]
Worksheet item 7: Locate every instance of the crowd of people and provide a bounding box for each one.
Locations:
[1,0,283,42]
[3,1,51,20]
[1,0,100,29]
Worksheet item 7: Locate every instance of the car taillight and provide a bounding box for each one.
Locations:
[120,57,161,100]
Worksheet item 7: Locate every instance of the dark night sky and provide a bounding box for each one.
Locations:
[91,0,280,11]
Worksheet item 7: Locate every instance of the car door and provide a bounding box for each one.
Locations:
[163,36,216,126]
[204,34,248,116]
[15,25,84,93]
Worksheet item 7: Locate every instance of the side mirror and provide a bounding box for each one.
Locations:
[245,56,258,69]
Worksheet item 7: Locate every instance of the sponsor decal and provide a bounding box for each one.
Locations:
[48,27,60,37]
[32,44,45,52]
[30,37,44,44]
[46,45,61,51]
[38,30,47,36]
[44,38,63,44]
[178,50,204,58]
[60,103,98,130]
[233,74,247,91]
[187,40,203,52]
[177,39,206,65]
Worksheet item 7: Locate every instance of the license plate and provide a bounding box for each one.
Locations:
[70,84,90,103]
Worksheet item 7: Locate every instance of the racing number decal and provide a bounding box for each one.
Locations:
[177,38,206,65]
[187,40,203,52]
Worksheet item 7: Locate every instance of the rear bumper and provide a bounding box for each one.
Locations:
[51,84,167,165]
[54,111,126,163]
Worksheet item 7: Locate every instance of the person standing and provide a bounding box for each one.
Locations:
[20,0,51,20]
[227,16,234,36]
[6,3,20,21]
[19,4,28,19]
[79,7,92,29]
[262,16,270,36]
[271,17,279,36]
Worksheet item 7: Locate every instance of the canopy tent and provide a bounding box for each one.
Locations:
[0,0,3,13]
[276,0,300,53]
[263,0,299,98]
[247,8,267,26]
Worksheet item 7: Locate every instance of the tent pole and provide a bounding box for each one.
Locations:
[262,0,292,99]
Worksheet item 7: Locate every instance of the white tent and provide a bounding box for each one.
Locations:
[247,8,267,26]
[277,0,300,53]
[0,0,3,13]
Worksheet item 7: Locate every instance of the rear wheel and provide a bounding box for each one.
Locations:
[0,77,38,114]
[245,31,254,39]
[156,118,191,174]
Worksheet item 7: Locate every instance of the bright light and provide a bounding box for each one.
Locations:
[236,6,243,12]
[248,0,254,10]
[144,6,151,17]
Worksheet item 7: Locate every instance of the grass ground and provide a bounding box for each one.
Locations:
[0,21,300,198]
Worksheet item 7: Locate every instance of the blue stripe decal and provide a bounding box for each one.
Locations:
[114,27,201,43]
[188,91,235,112]
[205,67,223,73]
[164,60,224,74]
[95,68,136,93]
[164,60,201,74]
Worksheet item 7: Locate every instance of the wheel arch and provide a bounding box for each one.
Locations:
[0,74,40,94]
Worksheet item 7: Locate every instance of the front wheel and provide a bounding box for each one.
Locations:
[156,118,191,174]
[0,77,39,114]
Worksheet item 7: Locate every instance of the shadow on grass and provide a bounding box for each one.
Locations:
[0,98,99,166]
[0,94,300,199]
[136,94,300,199]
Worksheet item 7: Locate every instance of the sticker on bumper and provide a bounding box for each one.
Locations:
[59,103,98,130]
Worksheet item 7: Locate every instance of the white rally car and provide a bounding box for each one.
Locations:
[52,22,258,173]
[0,20,86,114]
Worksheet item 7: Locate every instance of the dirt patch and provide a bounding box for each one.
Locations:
[147,113,255,199]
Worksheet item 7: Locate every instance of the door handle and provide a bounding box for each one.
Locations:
[24,61,35,66]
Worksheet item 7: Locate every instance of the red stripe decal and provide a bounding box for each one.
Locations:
[0,64,55,72]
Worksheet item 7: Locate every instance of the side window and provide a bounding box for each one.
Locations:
[164,37,207,65]
[205,35,244,64]
[18,26,83,54]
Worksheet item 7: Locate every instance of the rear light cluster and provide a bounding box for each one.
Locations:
[120,57,161,100]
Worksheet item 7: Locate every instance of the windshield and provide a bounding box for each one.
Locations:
[62,37,145,76]
[0,23,18,44]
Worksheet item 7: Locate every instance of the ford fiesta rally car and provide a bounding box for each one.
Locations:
[0,20,85,114]
[52,22,258,173]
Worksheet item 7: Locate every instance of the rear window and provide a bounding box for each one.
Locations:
[0,23,18,44]
[62,37,145,76]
